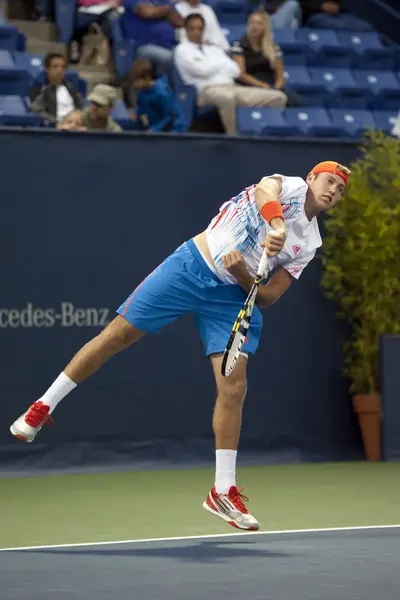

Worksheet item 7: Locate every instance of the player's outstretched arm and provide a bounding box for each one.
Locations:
[255,176,287,250]
[222,252,293,308]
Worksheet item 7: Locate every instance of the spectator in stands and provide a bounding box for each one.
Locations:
[175,14,287,135]
[83,83,122,131]
[301,1,373,31]
[56,110,88,131]
[175,0,229,50]
[126,58,187,131]
[70,1,121,65]
[30,53,83,126]
[121,0,184,78]
[266,0,302,29]
[231,12,303,107]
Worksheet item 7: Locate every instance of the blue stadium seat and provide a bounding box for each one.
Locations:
[285,107,345,137]
[329,108,376,138]
[0,95,43,126]
[112,100,135,130]
[0,68,30,96]
[13,52,44,79]
[237,107,299,136]
[295,28,350,68]
[221,24,245,46]
[353,70,400,110]
[0,50,14,68]
[284,66,324,105]
[373,110,399,135]
[208,0,249,24]
[336,31,395,71]
[272,28,307,65]
[172,62,213,120]
[309,67,367,108]
[175,86,196,131]
[0,25,19,51]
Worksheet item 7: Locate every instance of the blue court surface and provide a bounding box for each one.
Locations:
[1,526,399,600]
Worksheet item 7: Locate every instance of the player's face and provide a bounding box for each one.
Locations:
[307,172,345,211]
[46,57,66,86]
[186,18,205,44]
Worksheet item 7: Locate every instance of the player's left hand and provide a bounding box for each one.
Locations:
[222,250,249,279]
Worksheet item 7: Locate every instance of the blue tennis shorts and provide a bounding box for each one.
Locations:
[117,239,263,356]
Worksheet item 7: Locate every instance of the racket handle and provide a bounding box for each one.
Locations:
[257,251,269,278]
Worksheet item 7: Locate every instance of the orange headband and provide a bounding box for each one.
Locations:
[311,161,351,185]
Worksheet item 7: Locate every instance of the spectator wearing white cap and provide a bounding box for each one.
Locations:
[83,84,123,131]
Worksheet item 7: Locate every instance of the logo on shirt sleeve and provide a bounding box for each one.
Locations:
[293,245,301,255]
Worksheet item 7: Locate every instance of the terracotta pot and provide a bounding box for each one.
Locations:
[353,394,381,461]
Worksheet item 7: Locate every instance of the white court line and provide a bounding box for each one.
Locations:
[1,524,399,553]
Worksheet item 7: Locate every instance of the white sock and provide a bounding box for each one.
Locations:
[214,449,237,494]
[38,372,77,414]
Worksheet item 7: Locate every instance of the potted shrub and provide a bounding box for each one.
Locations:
[320,130,400,461]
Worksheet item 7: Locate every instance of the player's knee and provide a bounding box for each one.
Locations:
[219,376,247,405]
[99,316,140,351]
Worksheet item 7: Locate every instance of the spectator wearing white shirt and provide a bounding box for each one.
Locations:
[174,14,286,135]
[30,53,83,126]
[175,0,229,51]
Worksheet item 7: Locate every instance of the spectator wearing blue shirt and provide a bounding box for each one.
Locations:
[122,0,184,77]
[129,58,187,131]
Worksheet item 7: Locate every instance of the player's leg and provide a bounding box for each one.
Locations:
[202,352,259,531]
[10,243,195,443]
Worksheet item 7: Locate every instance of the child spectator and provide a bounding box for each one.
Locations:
[129,58,187,132]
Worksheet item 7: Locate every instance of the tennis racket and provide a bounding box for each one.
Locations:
[221,251,269,377]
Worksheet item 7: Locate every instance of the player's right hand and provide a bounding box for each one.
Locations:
[261,228,287,257]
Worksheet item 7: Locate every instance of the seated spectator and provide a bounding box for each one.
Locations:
[175,14,287,135]
[301,0,373,31]
[56,110,88,131]
[128,58,187,131]
[30,53,83,126]
[175,0,229,50]
[231,12,303,107]
[121,0,184,77]
[83,84,123,131]
[266,0,302,29]
[70,1,121,65]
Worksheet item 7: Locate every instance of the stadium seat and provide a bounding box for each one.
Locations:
[221,24,245,46]
[329,108,376,138]
[175,86,196,131]
[309,67,367,108]
[373,110,399,135]
[336,31,395,71]
[0,25,19,51]
[295,28,350,68]
[284,66,324,106]
[13,52,44,79]
[0,50,13,68]
[0,68,30,97]
[237,107,299,136]
[112,101,135,130]
[0,95,43,126]
[208,0,249,24]
[353,70,400,110]
[272,28,307,65]
[285,107,345,137]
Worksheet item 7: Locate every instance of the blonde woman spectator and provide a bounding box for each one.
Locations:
[175,0,229,51]
[231,11,304,107]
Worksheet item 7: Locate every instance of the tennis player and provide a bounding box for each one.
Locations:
[10,161,350,531]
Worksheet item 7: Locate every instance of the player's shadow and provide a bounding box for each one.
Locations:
[27,540,291,563]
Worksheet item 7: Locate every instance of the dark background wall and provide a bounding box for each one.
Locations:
[0,130,364,470]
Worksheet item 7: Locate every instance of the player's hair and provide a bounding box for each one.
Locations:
[44,52,66,69]
[130,58,153,82]
[247,11,276,69]
[184,13,206,28]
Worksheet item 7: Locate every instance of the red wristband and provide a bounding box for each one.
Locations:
[260,201,284,225]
